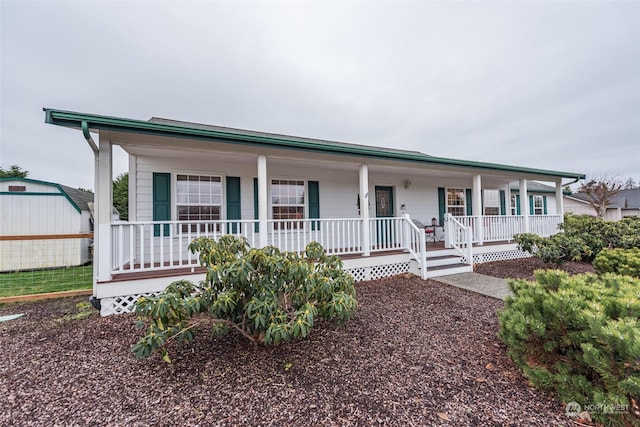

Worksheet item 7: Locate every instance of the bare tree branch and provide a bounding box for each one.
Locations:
[577,176,623,218]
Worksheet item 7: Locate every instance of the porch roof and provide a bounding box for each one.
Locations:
[44,108,585,181]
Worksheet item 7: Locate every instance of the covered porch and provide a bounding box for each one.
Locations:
[108,213,562,277]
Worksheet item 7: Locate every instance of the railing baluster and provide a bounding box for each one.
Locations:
[169,223,174,268]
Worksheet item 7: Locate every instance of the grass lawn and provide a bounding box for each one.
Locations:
[0,265,92,298]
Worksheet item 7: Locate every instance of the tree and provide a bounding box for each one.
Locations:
[0,164,28,178]
[577,177,623,218]
[113,173,128,221]
[623,177,639,190]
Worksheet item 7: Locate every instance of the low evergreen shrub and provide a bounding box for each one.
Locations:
[594,248,640,279]
[499,270,640,426]
[132,235,357,362]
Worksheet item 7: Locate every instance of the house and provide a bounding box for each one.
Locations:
[564,189,640,220]
[0,178,94,271]
[44,108,585,315]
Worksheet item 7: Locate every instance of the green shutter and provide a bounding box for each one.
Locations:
[253,178,259,232]
[499,190,506,215]
[437,187,445,225]
[308,181,320,231]
[516,195,521,215]
[153,172,171,237]
[465,189,473,215]
[226,177,241,233]
[529,196,534,215]
[543,195,548,215]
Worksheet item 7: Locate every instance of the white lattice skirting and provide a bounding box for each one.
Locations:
[461,249,532,265]
[100,293,155,316]
[100,261,411,315]
[345,261,410,282]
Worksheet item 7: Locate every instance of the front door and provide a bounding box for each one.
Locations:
[375,186,395,246]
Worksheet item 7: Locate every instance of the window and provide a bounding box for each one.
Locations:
[446,188,466,216]
[8,185,26,192]
[511,194,519,215]
[272,179,305,229]
[483,190,500,215]
[532,195,544,215]
[176,175,222,232]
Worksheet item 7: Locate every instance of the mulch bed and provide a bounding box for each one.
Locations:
[0,264,583,426]
[475,257,595,281]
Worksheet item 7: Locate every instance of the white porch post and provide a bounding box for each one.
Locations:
[520,178,530,233]
[504,184,511,216]
[96,135,112,283]
[257,155,268,248]
[359,164,370,256]
[555,179,564,217]
[128,155,137,222]
[472,174,483,245]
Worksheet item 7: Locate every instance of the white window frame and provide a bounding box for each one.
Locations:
[271,179,306,229]
[483,189,500,216]
[446,188,466,217]
[176,174,223,232]
[532,195,544,215]
[511,194,518,215]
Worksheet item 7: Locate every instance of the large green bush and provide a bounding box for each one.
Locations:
[515,214,640,264]
[132,236,357,362]
[499,270,640,426]
[513,232,589,265]
[594,248,640,279]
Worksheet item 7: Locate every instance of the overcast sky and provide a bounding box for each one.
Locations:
[1,1,639,190]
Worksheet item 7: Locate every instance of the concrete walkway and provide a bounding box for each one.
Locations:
[434,272,513,300]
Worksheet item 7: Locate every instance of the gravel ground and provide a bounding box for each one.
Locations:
[0,263,584,426]
[475,257,595,281]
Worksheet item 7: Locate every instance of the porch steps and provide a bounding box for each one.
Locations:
[410,248,474,278]
[424,263,473,278]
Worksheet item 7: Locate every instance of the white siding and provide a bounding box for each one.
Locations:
[0,181,87,271]
[132,156,567,226]
[0,193,80,235]
[0,180,59,193]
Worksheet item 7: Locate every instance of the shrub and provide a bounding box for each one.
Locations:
[515,214,640,265]
[499,270,640,426]
[132,235,357,362]
[514,232,588,265]
[594,248,640,278]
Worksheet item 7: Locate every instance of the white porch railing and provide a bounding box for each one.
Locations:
[111,218,370,274]
[111,219,260,273]
[454,214,561,243]
[444,214,473,263]
[404,214,427,279]
[530,214,562,237]
[110,214,561,276]
[265,218,363,255]
[369,217,406,252]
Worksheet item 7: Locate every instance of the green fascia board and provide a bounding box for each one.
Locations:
[44,108,586,180]
[0,177,82,213]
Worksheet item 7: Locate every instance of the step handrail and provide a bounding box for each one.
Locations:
[403,215,427,279]
[444,213,473,265]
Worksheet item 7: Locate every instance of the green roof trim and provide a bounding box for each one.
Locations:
[0,177,82,213]
[44,108,586,180]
